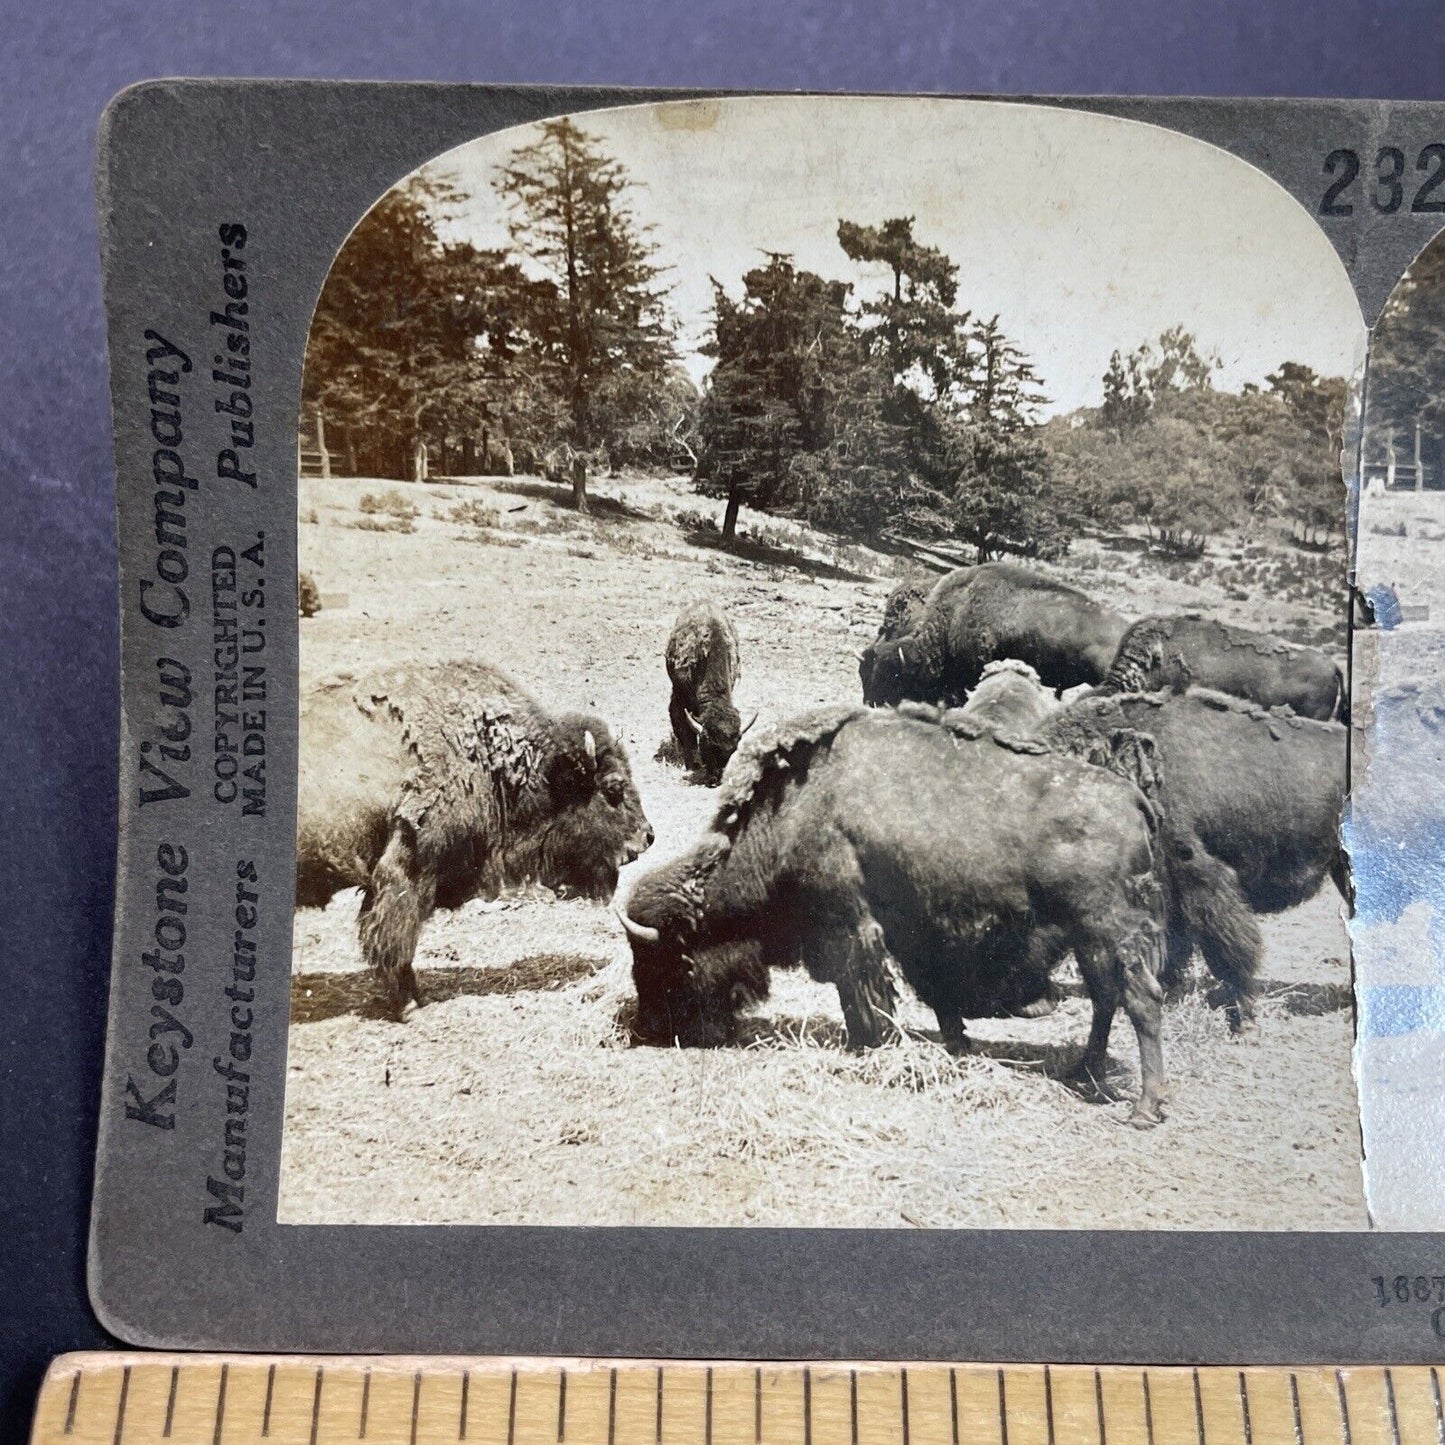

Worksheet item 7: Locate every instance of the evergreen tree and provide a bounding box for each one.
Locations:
[1044,351,1348,556]
[944,422,1065,561]
[695,255,853,539]
[1101,327,1220,438]
[1371,233,1445,437]
[1266,364,1348,546]
[836,216,969,398]
[303,176,552,478]
[495,117,675,510]
[966,315,1050,430]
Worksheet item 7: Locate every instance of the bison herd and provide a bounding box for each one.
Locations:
[297,560,1349,1128]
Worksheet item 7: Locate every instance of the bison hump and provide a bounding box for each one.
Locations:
[712,703,863,830]
[336,663,552,828]
[666,600,740,682]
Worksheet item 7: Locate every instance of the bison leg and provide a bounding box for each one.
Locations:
[668,691,699,767]
[1067,945,1120,1103]
[934,1005,970,1056]
[358,821,435,1021]
[1074,918,1169,1128]
[1118,943,1168,1127]
[816,916,899,1050]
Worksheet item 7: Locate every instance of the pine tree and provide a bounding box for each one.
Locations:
[836,216,970,399]
[495,117,675,510]
[303,176,548,478]
[695,255,853,539]
[965,315,1050,430]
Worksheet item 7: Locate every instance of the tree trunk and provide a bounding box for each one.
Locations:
[571,455,589,514]
[462,433,476,474]
[722,489,741,541]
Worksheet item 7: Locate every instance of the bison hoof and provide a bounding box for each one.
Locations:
[1227,1008,1261,1043]
[1128,1101,1165,1129]
[1064,1059,1116,1104]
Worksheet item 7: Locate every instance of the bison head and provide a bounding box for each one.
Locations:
[681,699,756,784]
[859,636,926,707]
[538,714,653,900]
[616,840,768,1046]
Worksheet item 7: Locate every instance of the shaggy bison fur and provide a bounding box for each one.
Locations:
[618,704,1171,1125]
[1102,614,1346,721]
[860,563,1129,707]
[666,599,746,783]
[297,662,653,1018]
[1038,685,1348,1030]
[953,659,1063,736]
[875,578,931,642]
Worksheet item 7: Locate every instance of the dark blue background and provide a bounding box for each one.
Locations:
[2,3,1440,1440]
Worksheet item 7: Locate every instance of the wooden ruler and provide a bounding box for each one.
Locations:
[27,1357,1445,1445]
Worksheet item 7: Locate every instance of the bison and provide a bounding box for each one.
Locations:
[666,599,749,783]
[1038,685,1348,1030]
[617,704,1171,1125]
[1102,614,1346,721]
[297,661,653,1018]
[859,563,1129,708]
[952,659,1063,736]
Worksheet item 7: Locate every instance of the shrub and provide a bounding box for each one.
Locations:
[358,489,419,520]
[298,571,322,618]
[448,499,502,528]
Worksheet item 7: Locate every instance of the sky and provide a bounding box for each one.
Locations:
[415,96,1367,417]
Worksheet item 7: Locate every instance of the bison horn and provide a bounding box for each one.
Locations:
[683,708,704,737]
[740,711,759,737]
[613,902,660,943]
[583,728,596,762]
[897,645,908,666]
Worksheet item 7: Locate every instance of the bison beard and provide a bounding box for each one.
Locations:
[296,664,652,1019]
[620,704,1171,1125]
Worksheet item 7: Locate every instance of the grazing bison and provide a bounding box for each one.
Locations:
[618,704,1171,1125]
[1102,614,1346,721]
[666,599,748,783]
[1038,686,1348,1030]
[953,659,1062,736]
[860,563,1128,707]
[297,662,653,1018]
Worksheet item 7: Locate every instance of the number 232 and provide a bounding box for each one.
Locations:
[1321,145,1445,216]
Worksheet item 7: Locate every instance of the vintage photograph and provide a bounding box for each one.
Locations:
[1352,225,1445,1231]
[279,97,1366,1229]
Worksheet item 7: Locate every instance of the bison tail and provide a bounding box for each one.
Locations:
[358,822,435,1019]
[1172,843,1262,1025]
[1332,662,1350,724]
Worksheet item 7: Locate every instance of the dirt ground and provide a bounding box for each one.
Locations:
[279,471,1365,1230]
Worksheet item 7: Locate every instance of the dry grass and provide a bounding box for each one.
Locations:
[280,922,1363,1230]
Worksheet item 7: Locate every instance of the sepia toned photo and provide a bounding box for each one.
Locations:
[278,96,1367,1230]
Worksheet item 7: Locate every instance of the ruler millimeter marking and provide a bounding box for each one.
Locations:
[30,1356,1445,1445]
